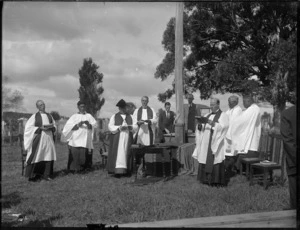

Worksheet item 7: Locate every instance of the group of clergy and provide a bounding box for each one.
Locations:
[106,96,157,177]
[105,93,262,185]
[23,94,261,186]
[23,100,98,182]
[192,95,261,186]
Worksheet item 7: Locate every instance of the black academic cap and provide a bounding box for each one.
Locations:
[116,99,127,108]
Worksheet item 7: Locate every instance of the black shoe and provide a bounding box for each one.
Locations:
[28,175,40,182]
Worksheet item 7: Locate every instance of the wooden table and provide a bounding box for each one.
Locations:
[130,143,178,181]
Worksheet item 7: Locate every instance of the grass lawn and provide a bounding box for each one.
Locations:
[1,142,289,227]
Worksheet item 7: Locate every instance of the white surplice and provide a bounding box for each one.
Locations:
[24,113,57,164]
[224,105,243,156]
[133,107,157,146]
[192,112,229,165]
[231,104,261,154]
[108,114,137,169]
[61,113,97,150]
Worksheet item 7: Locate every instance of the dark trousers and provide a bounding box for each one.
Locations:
[225,156,238,172]
[85,150,93,169]
[25,161,54,179]
[68,146,93,171]
[288,174,297,209]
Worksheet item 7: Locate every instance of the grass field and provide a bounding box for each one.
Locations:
[1,142,289,227]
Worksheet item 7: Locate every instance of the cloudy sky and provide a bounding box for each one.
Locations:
[3,1,272,119]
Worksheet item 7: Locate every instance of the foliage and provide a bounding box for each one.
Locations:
[78,58,105,118]
[126,102,136,115]
[2,76,25,112]
[155,2,297,107]
[50,111,61,121]
[2,143,289,227]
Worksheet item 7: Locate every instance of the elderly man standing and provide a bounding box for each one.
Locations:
[231,94,261,171]
[132,96,157,176]
[107,99,137,177]
[224,95,242,176]
[24,100,57,181]
[192,98,229,186]
[61,101,97,172]
[133,96,157,146]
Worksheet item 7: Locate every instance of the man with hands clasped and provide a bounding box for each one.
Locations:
[61,101,97,172]
[24,100,57,181]
[133,96,157,146]
[107,99,137,177]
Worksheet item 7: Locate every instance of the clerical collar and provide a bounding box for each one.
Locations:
[78,112,86,115]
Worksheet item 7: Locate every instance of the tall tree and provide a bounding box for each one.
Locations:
[78,58,105,118]
[155,2,297,116]
[2,76,24,112]
[50,111,61,121]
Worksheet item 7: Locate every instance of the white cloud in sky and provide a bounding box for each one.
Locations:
[2,1,179,118]
[2,2,273,119]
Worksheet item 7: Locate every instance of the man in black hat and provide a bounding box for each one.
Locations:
[61,101,97,172]
[106,99,137,177]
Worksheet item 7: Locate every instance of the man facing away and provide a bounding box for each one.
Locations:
[280,105,297,209]
[158,102,175,143]
[224,95,242,176]
[61,101,97,172]
[24,100,56,181]
[192,98,229,186]
[231,94,261,170]
[133,96,157,146]
[107,99,138,177]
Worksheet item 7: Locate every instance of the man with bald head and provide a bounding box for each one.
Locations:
[224,95,242,175]
[192,98,229,186]
[24,100,57,181]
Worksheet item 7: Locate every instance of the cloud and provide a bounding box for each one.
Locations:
[3,2,84,41]
[2,2,178,118]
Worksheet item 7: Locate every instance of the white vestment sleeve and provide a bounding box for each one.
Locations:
[108,115,120,134]
[61,115,77,143]
[192,125,203,160]
[231,104,261,153]
[24,114,38,151]
[149,108,157,124]
[130,114,138,133]
[211,113,229,154]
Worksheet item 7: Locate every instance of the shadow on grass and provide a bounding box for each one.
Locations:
[52,161,106,179]
[2,214,63,228]
[1,191,22,209]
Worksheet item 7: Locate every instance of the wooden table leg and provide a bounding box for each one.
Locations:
[169,149,173,177]
[161,150,166,178]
